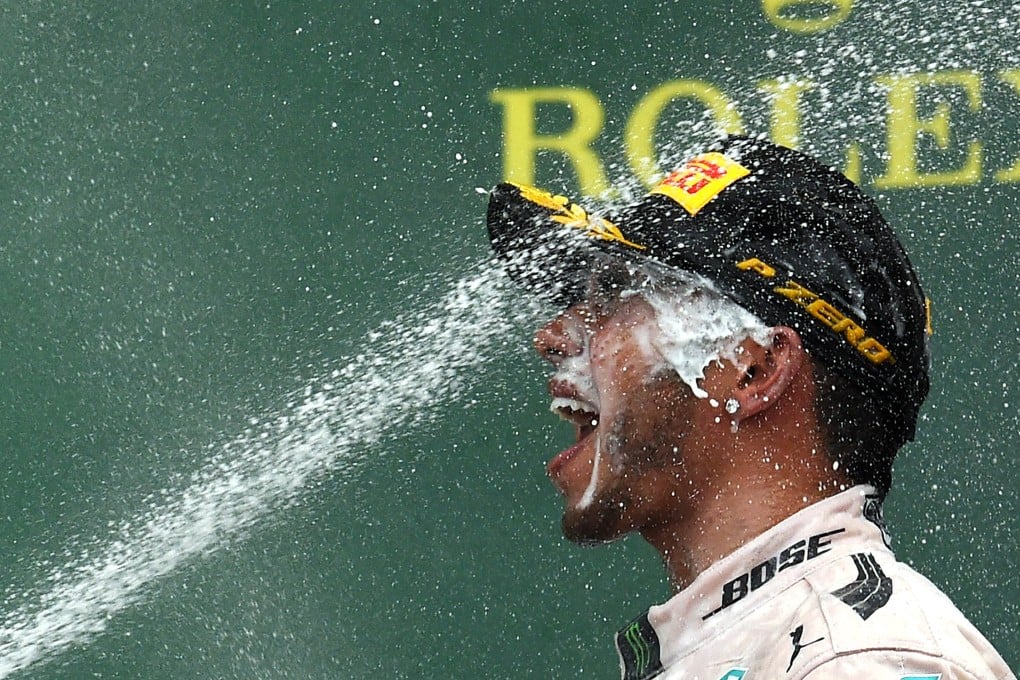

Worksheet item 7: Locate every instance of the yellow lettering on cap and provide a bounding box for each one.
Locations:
[856,338,893,364]
[831,317,867,346]
[736,260,894,366]
[807,299,846,327]
[774,280,819,305]
[652,152,750,215]
[736,257,777,278]
[778,280,893,364]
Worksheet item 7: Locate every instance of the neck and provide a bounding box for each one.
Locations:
[640,446,850,591]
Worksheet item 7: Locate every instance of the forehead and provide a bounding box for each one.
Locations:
[581,259,713,304]
[584,261,636,298]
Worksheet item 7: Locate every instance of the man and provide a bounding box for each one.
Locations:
[486,136,1015,679]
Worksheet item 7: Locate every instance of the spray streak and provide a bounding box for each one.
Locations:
[577,433,601,510]
[0,264,525,678]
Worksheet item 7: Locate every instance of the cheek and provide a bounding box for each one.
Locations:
[588,313,689,468]
[589,323,679,415]
[604,373,694,472]
[590,323,667,388]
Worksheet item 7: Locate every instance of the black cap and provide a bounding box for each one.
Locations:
[487,135,931,441]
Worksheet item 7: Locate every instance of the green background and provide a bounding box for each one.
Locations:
[1,1,1016,677]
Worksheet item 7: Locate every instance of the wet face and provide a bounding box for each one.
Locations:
[533,283,702,544]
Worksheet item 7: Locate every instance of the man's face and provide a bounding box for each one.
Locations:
[533,277,704,544]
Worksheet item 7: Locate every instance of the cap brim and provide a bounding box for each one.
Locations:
[486,182,644,306]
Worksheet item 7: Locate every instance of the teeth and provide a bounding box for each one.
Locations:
[550,397,593,414]
[550,397,598,425]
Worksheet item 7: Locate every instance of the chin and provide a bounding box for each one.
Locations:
[560,492,632,546]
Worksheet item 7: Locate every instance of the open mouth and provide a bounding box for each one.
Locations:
[551,397,600,443]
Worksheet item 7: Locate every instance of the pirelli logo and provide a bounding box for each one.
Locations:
[737,257,893,365]
[652,152,750,215]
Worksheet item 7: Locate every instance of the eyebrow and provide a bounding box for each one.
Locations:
[588,263,636,296]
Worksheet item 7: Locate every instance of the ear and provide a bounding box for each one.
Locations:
[730,326,806,422]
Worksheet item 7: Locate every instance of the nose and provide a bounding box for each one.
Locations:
[534,308,586,364]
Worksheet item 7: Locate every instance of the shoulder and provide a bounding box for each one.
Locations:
[799,650,1015,680]
[787,551,1014,680]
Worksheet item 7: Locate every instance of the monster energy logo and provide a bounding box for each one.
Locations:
[623,623,651,674]
[615,613,663,680]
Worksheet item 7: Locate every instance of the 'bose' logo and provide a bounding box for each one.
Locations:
[703,528,846,620]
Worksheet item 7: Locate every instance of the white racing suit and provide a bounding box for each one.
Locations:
[615,486,1015,680]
